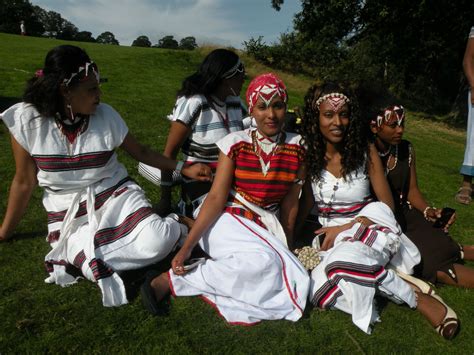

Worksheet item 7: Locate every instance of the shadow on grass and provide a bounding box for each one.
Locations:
[10,231,47,241]
[0,96,21,112]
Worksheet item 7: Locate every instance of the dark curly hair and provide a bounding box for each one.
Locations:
[177,48,240,98]
[23,45,92,117]
[300,82,370,181]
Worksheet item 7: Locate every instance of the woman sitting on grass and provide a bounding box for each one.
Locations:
[140,48,247,217]
[141,73,310,324]
[298,82,459,339]
[0,45,211,307]
[370,104,474,288]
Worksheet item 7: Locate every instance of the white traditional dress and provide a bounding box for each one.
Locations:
[168,129,310,325]
[310,169,420,334]
[1,102,181,307]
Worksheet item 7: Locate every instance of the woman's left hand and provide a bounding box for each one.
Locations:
[425,207,441,222]
[181,163,213,182]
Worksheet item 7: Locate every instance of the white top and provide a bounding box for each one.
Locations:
[470,26,474,38]
[170,94,246,163]
[1,102,129,193]
[311,167,373,227]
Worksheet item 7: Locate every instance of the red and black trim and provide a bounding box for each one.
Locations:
[47,177,132,225]
[93,206,154,249]
[33,151,114,172]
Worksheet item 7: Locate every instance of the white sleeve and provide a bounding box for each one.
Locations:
[100,104,129,148]
[170,96,203,127]
[0,103,38,152]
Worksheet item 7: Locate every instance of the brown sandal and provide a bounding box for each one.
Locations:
[455,186,472,205]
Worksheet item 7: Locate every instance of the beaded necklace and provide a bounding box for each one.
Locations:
[317,177,340,219]
[251,129,282,176]
[385,145,398,173]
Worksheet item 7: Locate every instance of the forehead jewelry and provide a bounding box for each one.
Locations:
[374,105,405,128]
[63,61,99,87]
[315,93,350,112]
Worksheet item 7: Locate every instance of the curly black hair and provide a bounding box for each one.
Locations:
[177,48,240,98]
[300,82,370,181]
[23,45,92,118]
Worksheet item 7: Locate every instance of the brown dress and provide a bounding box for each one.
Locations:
[383,140,462,283]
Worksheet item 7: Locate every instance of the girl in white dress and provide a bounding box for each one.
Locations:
[0,45,211,307]
[298,82,459,339]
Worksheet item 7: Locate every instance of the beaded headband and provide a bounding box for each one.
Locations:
[63,61,100,87]
[314,93,350,112]
[221,58,245,79]
[370,105,405,128]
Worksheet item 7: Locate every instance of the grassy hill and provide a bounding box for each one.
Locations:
[0,32,473,353]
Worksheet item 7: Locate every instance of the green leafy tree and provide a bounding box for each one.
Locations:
[265,0,474,115]
[132,35,151,47]
[179,36,197,50]
[75,31,95,43]
[96,31,119,45]
[0,0,44,36]
[158,35,179,49]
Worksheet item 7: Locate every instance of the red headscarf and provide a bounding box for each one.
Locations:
[246,73,287,113]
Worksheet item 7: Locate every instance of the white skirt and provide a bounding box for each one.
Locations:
[169,213,310,325]
[310,223,417,334]
[44,179,181,307]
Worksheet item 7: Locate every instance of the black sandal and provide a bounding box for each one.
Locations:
[140,270,170,316]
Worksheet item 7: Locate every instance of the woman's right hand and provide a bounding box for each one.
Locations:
[181,163,213,182]
[171,246,193,276]
[316,225,348,251]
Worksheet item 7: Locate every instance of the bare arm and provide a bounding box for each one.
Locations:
[463,36,474,104]
[406,146,445,223]
[280,164,306,248]
[158,121,192,215]
[368,144,394,210]
[0,136,38,241]
[120,132,211,181]
[171,152,234,274]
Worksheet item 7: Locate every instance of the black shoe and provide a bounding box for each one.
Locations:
[140,270,170,316]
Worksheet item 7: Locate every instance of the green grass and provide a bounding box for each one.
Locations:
[0,33,473,353]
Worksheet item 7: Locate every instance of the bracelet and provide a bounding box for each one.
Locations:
[175,161,184,174]
[423,206,435,220]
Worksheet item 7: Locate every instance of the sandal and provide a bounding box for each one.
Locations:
[140,270,170,316]
[396,271,436,295]
[455,186,472,205]
[431,293,460,340]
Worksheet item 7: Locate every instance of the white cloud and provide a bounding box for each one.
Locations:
[31,0,299,48]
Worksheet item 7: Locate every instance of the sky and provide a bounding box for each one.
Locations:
[30,0,301,48]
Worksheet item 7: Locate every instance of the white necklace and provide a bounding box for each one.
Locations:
[386,145,398,173]
[317,177,339,218]
[252,130,280,176]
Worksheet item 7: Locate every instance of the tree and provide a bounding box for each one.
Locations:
[179,36,198,50]
[132,35,151,47]
[0,0,44,36]
[158,35,179,49]
[97,31,119,45]
[75,31,95,43]
[264,0,474,116]
[56,20,78,41]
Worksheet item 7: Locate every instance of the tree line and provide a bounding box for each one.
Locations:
[244,0,474,123]
[0,0,198,50]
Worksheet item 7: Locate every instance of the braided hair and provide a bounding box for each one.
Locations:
[300,82,370,181]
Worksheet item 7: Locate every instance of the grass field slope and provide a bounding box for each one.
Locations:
[0,33,472,353]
